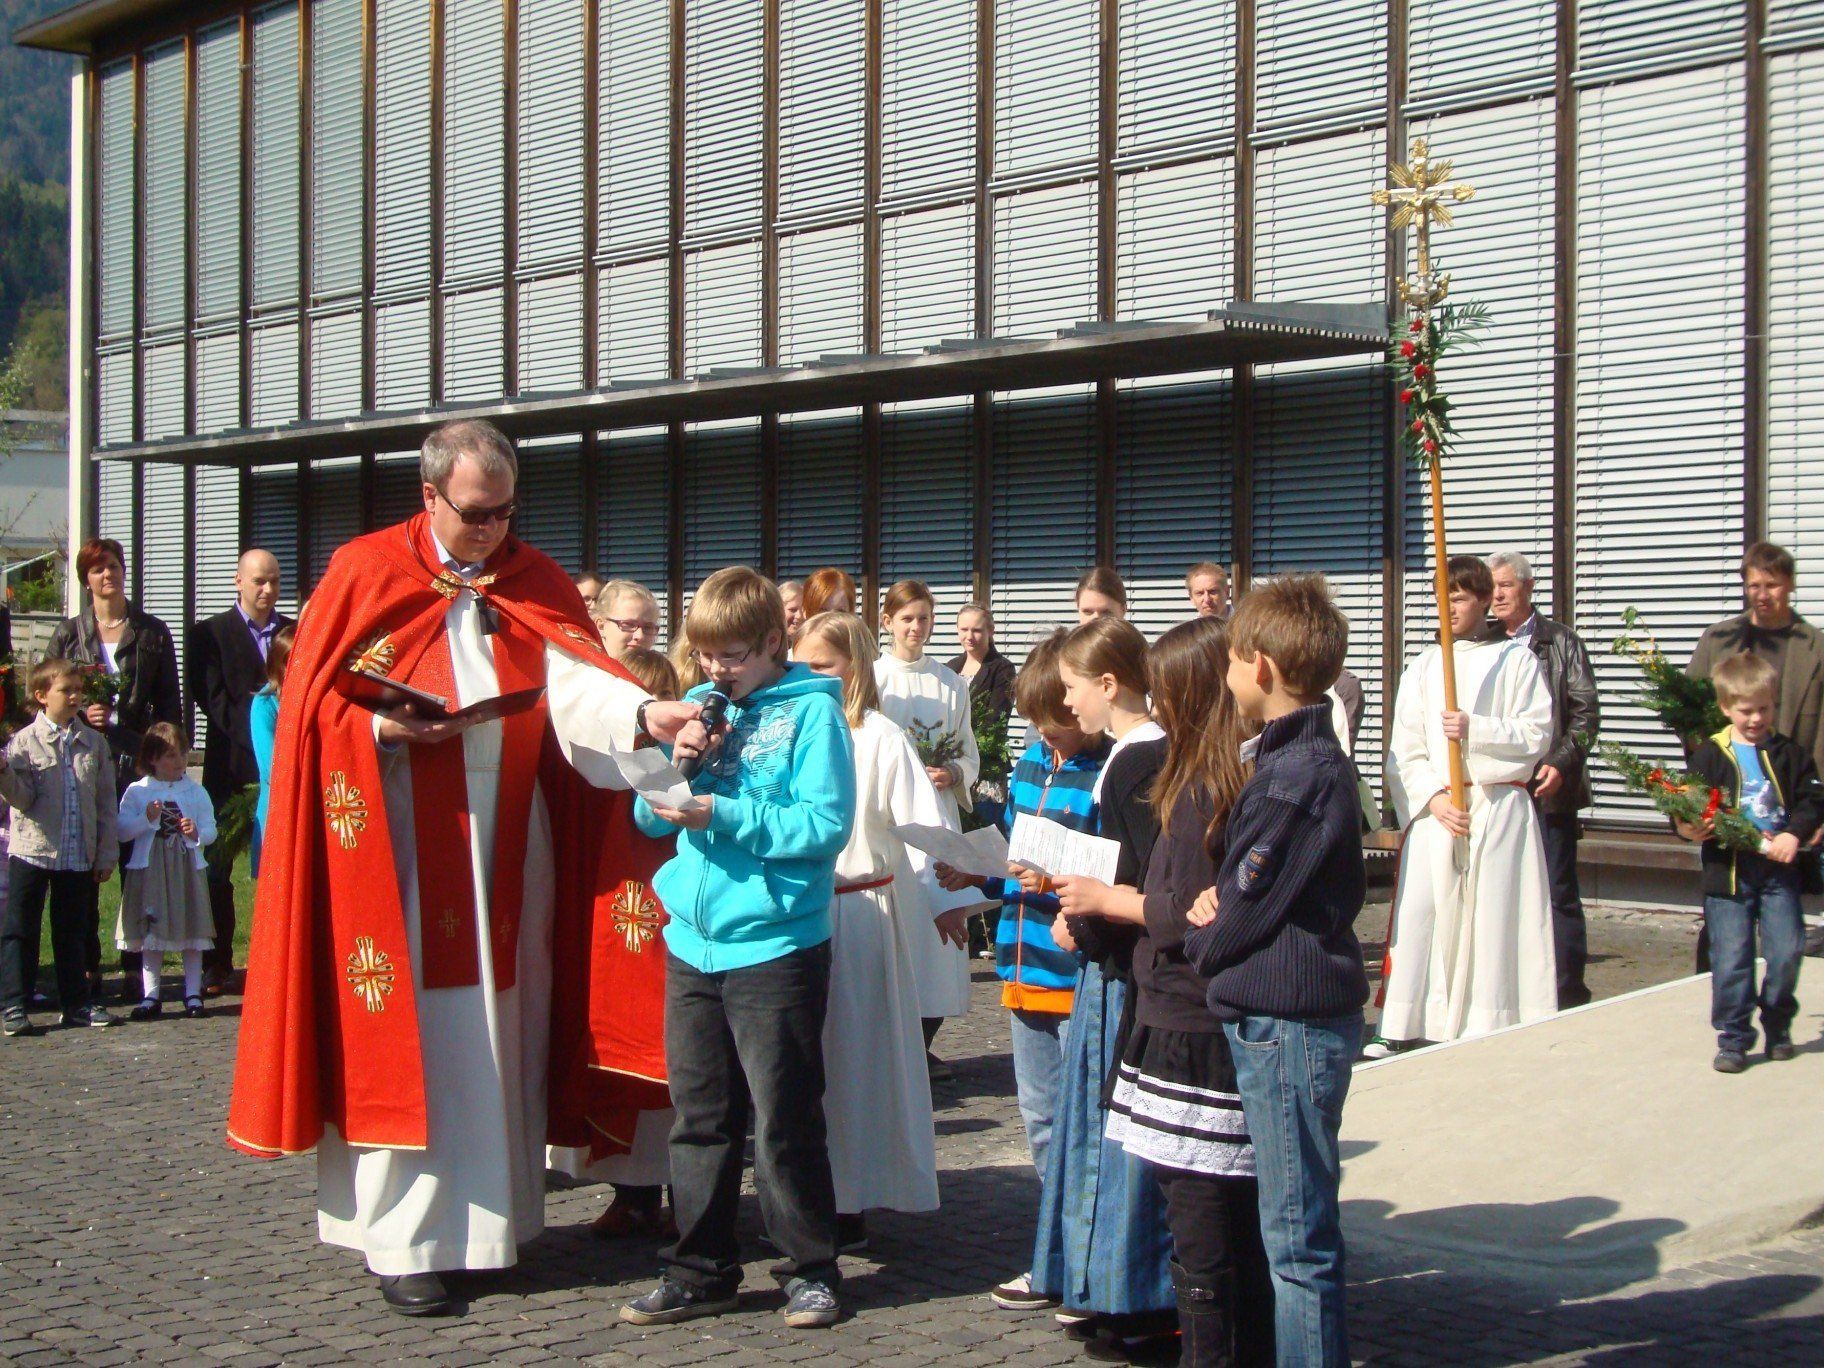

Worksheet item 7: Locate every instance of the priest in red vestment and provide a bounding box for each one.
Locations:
[227,419,704,1316]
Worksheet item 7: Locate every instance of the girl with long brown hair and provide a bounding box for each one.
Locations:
[791,611,951,1247]
[1108,615,1271,1366]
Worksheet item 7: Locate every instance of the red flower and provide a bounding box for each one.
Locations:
[1647,769,1665,786]
[1422,438,1438,454]
[1410,419,1424,434]
[1703,788,1722,822]
[1409,318,1425,334]
[1399,340,1417,359]
[1398,388,1414,405]
[1413,362,1431,380]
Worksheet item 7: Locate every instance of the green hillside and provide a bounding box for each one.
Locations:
[0,2,72,407]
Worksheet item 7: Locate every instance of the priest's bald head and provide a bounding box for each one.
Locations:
[421,419,519,567]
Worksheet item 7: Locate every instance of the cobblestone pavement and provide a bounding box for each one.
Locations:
[4,918,1822,1366]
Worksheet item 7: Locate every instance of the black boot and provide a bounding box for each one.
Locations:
[1171,1260,1234,1368]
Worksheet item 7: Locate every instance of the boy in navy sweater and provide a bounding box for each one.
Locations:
[1184,574,1368,1368]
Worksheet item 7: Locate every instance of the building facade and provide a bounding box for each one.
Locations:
[20,0,1824,823]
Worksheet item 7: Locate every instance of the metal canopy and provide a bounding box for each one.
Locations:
[13,0,194,53]
[96,302,1388,469]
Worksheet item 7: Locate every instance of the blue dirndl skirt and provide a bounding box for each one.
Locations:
[1030,958,1174,1314]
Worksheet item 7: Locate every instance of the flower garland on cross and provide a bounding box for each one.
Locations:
[1372,137,1487,811]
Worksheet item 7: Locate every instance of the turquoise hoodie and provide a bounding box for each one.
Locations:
[635,663,857,972]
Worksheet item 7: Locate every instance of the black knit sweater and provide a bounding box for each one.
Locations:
[1183,703,1369,1022]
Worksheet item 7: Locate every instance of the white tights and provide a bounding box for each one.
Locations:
[141,950,204,1002]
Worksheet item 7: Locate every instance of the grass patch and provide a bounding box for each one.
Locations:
[33,854,258,972]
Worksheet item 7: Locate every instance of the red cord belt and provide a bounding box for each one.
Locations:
[835,875,894,895]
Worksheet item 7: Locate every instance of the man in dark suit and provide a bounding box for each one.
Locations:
[187,549,290,994]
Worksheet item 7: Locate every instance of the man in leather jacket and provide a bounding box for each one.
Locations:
[1490,551,1601,1008]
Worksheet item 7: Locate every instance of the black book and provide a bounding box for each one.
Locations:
[338,669,545,725]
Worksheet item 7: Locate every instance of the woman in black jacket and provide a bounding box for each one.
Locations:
[45,537,183,998]
[947,602,1017,825]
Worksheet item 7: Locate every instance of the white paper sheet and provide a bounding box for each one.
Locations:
[615,746,707,814]
[893,822,1011,881]
[1007,813,1122,884]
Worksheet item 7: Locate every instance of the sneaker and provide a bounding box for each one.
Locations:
[618,1278,739,1326]
[1055,1306,1095,1327]
[836,1213,868,1253]
[1361,1036,1399,1061]
[1713,1049,1748,1074]
[991,1271,1058,1310]
[1768,1040,1796,1063]
[781,1278,840,1328]
[2,1007,34,1038]
[62,1005,119,1029]
[25,992,54,1011]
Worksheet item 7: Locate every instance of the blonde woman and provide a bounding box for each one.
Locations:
[794,612,952,1248]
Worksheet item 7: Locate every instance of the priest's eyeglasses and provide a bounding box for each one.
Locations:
[437,489,519,525]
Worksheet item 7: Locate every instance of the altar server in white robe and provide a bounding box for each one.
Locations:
[796,612,950,1238]
[228,421,708,1318]
[873,580,984,1036]
[1377,554,1558,1051]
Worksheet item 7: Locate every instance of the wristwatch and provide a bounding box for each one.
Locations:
[635,699,653,740]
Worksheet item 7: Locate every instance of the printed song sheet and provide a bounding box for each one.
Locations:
[1007,813,1121,884]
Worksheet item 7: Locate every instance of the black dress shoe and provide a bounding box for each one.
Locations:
[377,1271,453,1316]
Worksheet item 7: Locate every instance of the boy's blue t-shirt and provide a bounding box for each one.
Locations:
[1733,741,1786,833]
[634,663,857,973]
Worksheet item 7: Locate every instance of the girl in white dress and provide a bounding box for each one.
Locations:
[873,580,984,1057]
[797,611,955,1249]
[117,723,217,1019]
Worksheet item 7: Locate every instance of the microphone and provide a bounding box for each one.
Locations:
[676,690,730,782]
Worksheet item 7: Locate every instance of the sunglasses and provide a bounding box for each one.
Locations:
[437,489,518,526]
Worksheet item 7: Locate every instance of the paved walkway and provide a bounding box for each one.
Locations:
[4,951,1823,1365]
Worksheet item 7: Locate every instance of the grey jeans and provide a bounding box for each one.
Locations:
[661,943,839,1294]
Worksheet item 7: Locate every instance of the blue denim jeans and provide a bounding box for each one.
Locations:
[1224,1011,1363,1368]
[1706,865,1804,1054]
[1009,1007,1069,1177]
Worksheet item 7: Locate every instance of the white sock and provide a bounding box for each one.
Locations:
[182,950,204,1000]
[141,958,162,1001]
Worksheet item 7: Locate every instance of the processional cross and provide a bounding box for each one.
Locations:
[1373,139,1478,810]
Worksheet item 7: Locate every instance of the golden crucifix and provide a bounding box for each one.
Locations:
[1373,139,1476,312]
[1374,138,1477,812]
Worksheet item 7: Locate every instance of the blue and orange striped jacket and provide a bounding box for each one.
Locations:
[988,734,1113,1013]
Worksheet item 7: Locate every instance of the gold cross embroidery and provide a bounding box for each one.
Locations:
[345,936,396,1013]
[324,771,369,851]
[345,632,398,677]
[611,882,662,954]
